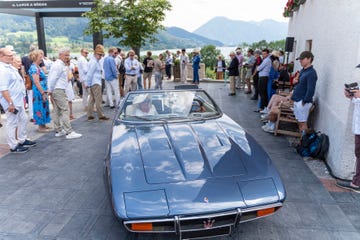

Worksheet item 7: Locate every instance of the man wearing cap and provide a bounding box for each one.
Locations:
[85,44,110,121]
[336,64,360,193]
[291,50,317,133]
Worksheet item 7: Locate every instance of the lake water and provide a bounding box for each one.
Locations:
[140,46,239,60]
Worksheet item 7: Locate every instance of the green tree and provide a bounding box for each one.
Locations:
[200,45,221,70]
[83,0,172,56]
[249,39,286,51]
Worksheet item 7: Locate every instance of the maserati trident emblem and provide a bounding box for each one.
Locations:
[203,219,215,229]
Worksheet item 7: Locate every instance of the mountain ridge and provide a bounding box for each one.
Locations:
[193,17,288,45]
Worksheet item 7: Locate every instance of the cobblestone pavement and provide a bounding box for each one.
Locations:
[0,81,359,240]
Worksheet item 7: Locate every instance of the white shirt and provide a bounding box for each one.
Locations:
[77,55,88,83]
[47,59,69,92]
[124,57,140,75]
[352,98,360,134]
[115,55,122,70]
[180,54,189,65]
[0,62,26,109]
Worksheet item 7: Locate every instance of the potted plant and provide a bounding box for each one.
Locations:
[283,7,293,17]
[297,0,306,4]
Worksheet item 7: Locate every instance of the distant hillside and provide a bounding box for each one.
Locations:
[194,17,288,45]
[143,27,223,50]
[0,14,223,55]
[166,27,223,46]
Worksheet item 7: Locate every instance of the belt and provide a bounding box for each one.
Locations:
[126,74,136,76]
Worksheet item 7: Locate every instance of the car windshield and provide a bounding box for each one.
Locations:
[119,90,221,122]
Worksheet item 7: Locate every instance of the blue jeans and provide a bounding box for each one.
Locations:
[193,68,199,83]
[137,75,143,90]
[154,72,163,89]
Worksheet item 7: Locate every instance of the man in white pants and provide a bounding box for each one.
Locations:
[77,48,89,111]
[0,48,36,153]
[103,47,120,108]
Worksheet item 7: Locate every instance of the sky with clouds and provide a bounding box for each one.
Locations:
[163,0,288,32]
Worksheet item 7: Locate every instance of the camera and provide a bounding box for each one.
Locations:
[345,82,359,96]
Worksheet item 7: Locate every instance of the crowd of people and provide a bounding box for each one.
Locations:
[0,42,318,155]
[0,44,205,154]
[217,47,317,137]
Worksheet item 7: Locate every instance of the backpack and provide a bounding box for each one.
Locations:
[296,129,329,160]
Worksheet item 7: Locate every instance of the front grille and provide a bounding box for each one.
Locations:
[179,210,239,232]
[124,202,283,239]
[181,226,232,239]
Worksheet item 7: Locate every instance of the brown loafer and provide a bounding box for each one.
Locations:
[99,116,110,121]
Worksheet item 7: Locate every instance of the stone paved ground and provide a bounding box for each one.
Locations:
[0,81,359,240]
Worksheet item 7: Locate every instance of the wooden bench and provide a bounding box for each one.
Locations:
[276,80,292,92]
[274,101,315,138]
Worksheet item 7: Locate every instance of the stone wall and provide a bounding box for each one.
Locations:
[173,63,206,81]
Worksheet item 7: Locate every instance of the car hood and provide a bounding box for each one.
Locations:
[109,115,285,218]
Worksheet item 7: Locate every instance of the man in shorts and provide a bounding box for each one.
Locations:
[291,51,317,134]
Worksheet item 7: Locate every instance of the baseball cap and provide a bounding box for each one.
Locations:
[296,51,314,60]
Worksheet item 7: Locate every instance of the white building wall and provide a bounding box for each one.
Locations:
[287,0,360,179]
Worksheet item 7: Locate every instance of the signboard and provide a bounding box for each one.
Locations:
[0,0,94,9]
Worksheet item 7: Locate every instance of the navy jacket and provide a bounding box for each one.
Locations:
[228,57,239,76]
[291,65,317,103]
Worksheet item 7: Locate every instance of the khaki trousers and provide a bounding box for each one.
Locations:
[143,72,152,89]
[229,76,236,94]
[88,84,105,119]
[124,75,137,95]
[52,89,73,134]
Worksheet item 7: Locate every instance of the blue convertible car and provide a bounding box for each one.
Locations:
[104,88,286,239]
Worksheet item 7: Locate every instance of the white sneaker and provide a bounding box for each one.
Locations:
[260,114,269,120]
[262,125,274,133]
[260,107,269,114]
[65,131,82,139]
[55,129,66,137]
